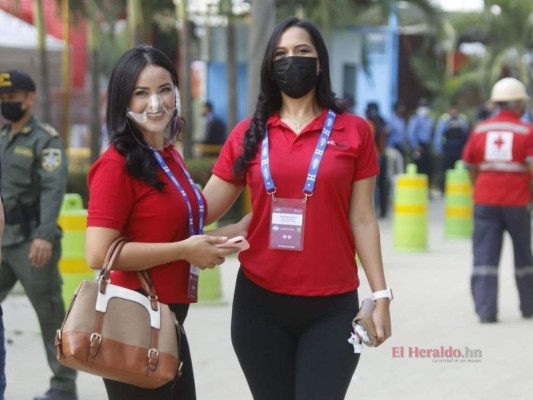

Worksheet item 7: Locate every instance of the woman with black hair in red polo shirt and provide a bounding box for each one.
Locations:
[203,17,392,400]
[85,45,247,400]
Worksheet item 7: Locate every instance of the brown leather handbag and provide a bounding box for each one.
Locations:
[55,237,182,389]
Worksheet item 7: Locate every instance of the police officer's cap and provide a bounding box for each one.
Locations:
[0,69,36,93]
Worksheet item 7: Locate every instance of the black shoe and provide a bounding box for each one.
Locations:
[33,389,78,400]
[523,313,533,319]
[480,316,498,323]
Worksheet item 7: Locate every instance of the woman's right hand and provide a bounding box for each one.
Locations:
[180,235,236,269]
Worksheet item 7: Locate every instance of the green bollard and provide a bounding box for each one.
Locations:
[393,163,428,251]
[444,161,473,239]
[58,193,94,307]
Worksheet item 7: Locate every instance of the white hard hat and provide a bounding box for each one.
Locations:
[490,77,529,102]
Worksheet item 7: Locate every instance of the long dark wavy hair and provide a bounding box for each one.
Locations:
[233,17,348,180]
[106,45,181,190]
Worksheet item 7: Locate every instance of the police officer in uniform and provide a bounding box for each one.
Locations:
[0,70,77,400]
[433,103,470,193]
[462,77,533,323]
[407,98,434,183]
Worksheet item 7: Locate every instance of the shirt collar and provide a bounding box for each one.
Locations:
[1,116,36,139]
[495,109,522,121]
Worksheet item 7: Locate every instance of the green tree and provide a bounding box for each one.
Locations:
[423,0,533,108]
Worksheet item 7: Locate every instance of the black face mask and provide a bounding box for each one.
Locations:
[1,102,26,122]
[272,56,319,99]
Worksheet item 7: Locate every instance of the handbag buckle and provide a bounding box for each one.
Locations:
[148,348,159,370]
[89,332,103,357]
[97,277,110,294]
[148,294,159,311]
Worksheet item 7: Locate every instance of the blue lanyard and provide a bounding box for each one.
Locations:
[152,148,204,235]
[261,109,336,198]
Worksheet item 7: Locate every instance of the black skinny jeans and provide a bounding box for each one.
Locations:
[103,303,196,400]
[231,269,360,400]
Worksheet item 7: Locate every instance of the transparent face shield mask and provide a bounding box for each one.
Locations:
[126,87,182,144]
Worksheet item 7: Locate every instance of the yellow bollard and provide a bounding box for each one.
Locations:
[393,163,428,251]
[199,221,224,304]
[58,193,94,307]
[444,161,473,239]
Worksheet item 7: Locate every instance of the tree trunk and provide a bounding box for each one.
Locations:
[128,0,144,46]
[61,0,71,148]
[88,0,101,163]
[34,0,52,125]
[223,0,237,130]
[176,0,194,159]
[247,0,275,115]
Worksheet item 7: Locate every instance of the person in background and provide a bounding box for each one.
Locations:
[462,77,533,323]
[201,101,226,146]
[365,101,389,218]
[476,100,496,124]
[387,101,407,161]
[203,17,392,400]
[433,103,470,193]
[85,45,247,400]
[0,69,76,400]
[407,98,434,185]
[0,165,5,400]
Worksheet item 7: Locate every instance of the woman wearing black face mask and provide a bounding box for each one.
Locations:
[202,17,392,400]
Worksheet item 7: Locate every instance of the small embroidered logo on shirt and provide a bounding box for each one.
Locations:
[327,140,348,150]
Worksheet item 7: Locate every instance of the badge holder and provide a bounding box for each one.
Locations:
[269,196,306,251]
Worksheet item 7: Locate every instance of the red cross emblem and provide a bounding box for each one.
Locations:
[493,135,505,149]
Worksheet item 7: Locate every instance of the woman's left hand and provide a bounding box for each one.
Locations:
[372,299,392,346]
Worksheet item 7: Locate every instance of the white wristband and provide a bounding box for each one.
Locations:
[372,288,393,301]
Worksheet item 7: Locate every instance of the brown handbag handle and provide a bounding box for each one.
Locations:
[102,237,127,269]
[97,237,160,307]
[98,237,128,280]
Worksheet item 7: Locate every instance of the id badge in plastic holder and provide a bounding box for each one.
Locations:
[269,197,306,251]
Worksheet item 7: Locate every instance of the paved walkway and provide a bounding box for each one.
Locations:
[3,197,532,399]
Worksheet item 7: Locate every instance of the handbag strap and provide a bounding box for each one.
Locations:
[136,271,160,311]
[97,237,161,311]
[97,237,128,293]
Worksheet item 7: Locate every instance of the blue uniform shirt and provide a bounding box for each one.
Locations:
[387,112,406,149]
[433,113,469,154]
[407,112,434,148]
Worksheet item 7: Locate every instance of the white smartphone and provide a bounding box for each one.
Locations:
[215,236,250,252]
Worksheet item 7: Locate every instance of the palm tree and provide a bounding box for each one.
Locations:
[34,0,51,124]
[245,0,441,113]
[419,0,533,107]
[246,0,276,115]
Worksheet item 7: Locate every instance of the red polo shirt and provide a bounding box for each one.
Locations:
[87,145,205,304]
[213,108,378,296]
[462,110,533,206]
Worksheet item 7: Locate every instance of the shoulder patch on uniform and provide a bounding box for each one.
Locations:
[40,123,60,137]
[41,148,62,172]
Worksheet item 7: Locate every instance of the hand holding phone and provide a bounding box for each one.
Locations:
[215,236,250,252]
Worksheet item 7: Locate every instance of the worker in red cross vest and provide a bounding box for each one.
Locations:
[462,77,533,323]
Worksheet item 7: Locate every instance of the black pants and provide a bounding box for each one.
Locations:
[103,303,196,400]
[375,152,390,217]
[413,143,432,183]
[231,269,360,400]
